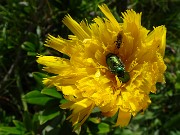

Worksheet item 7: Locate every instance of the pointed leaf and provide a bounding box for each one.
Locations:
[33,72,49,87]
[0,127,25,135]
[98,123,110,133]
[23,90,53,106]
[13,120,24,130]
[41,87,62,99]
[39,107,60,125]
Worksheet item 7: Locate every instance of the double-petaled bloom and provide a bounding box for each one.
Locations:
[37,4,166,129]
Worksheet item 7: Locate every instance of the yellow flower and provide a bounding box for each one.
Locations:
[37,4,166,129]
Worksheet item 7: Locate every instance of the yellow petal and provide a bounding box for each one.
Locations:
[98,4,120,30]
[60,101,74,109]
[160,26,166,56]
[72,102,95,131]
[115,110,131,127]
[102,107,118,117]
[80,20,92,36]
[122,9,142,29]
[45,34,76,57]
[115,75,122,87]
[37,56,71,74]
[70,99,93,113]
[59,85,76,96]
[146,25,166,57]
[63,15,90,40]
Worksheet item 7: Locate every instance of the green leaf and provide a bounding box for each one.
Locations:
[23,90,53,106]
[33,72,49,87]
[41,87,62,99]
[121,129,134,135]
[27,52,37,56]
[39,107,60,125]
[170,130,180,135]
[13,120,25,130]
[0,127,25,135]
[164,114,180,129]
[32,113,40,132]
[98,122,110,134]
[23,111,33,132]
[21,41,36,52]
[144,111,154,120]
[175,82,180,90]
[89,117,101,124]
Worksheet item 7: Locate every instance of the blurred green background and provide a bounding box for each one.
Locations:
[0,0,180,135]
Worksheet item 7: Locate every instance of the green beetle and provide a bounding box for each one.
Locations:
[106,53,130,83]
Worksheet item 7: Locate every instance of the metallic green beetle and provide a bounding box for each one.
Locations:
[106,53,130,83]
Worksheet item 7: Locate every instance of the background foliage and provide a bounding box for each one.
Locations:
[0,0,180,135]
